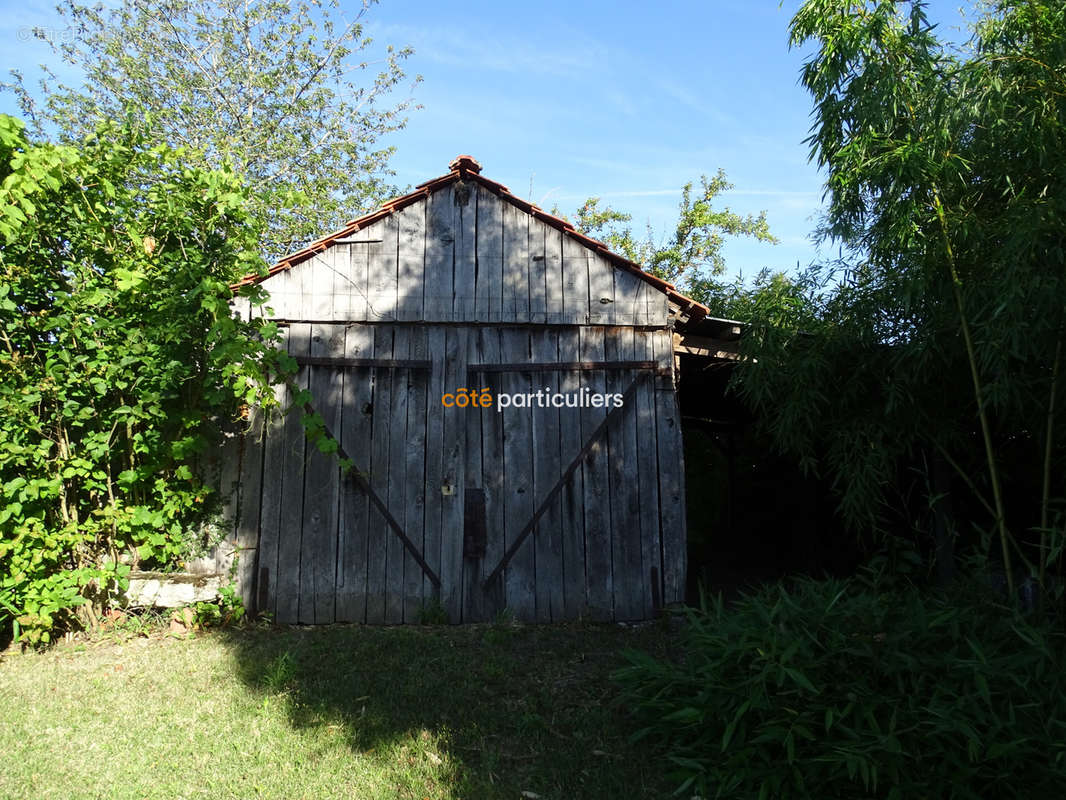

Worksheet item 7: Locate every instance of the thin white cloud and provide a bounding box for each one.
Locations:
[553,188,822,203]
[602,89,640,117]
[554,189,680,200]
[536,186,563,207]
[0,0,67,32]
[656,79,737,127]
[366,21,610,80]
[727,189,820,198]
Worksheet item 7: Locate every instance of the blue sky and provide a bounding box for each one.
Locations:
[0,0,977,280]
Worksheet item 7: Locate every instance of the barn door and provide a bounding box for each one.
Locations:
[461,327,664,623]
[332,357,438,624]
[255,324,679,626]
[256,323,439,625]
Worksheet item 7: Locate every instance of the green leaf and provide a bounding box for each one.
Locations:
[784,667,818,694]
[117,469,139,486]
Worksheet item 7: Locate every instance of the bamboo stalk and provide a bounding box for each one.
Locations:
[933,192,1014,596]
[1039,333,1062,589]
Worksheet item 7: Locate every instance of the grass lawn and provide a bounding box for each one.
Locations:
[0,619,674,799]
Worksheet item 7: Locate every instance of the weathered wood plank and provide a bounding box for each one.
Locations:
[461,329,485,622]
[422,327,446,611]
[296,263,317,321]
[300,323,345,623]
[475,186,503,323]
[607,267,638,326]
[478,327,505,620]
[453,185,477,320]
[648,283,670,327]
[531,329,564,621]
[579,326,613,620]
[365,326,394,623]
[562,234,590,325]
[262,268,294,320]
[396,203,426,322]
[385,326,411,623]
[425,188,454,321]
[254,328,289,617]
[633,279,650,328]
[330,244,351,321]
[654,328,687,605]
[336,325,374,623]
[634,330,663,619]
[346,240,370,320]
[636,279,668,328]
[544,223,565,325]
[603,328,627,618]
[606,327,643,620]
[309,252,335,320]
[527,216,547,325]
[439,326,468,620]
[275,323,311,624]
[278,263,302,321]
[502,202,530,323]
[500,328,536,621]
[402,326,430,622]
[214,420,241,577]
[619,336,647,616]
[367,214,399,321]
[586,252,615,326]
[556,328,586,618]
[235,405,265,610]
[295,254,316,321]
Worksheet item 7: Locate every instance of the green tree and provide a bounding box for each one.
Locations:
[0,113,289,643]
[562,169,777,292]
[735,0,1066,593]
[695,267,817,330]
[7,0,418,260]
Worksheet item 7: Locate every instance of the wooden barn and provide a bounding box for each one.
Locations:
[215,155,721,625]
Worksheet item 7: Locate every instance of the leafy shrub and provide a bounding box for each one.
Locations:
[614,578,1066,799]
[0,114,289,645]
[192,584,246,629]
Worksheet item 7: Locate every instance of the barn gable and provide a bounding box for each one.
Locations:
[232,155,708,327]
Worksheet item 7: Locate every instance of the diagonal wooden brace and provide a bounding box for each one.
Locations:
[299,395,442,589]
[481,370,650,590]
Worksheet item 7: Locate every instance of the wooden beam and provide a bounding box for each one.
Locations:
[468,360,656,373]
[673,333,742,361]
[295,355,431,370]
[272,319,671,331]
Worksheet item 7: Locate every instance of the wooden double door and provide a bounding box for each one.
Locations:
[247,323,685,625]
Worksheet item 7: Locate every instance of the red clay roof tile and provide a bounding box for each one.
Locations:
[449,154,482,174]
